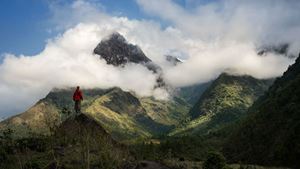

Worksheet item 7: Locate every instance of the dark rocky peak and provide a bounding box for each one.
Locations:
[94,32,168,89]
[165,55,182,66]
[257,43,295,58]
[93,32,151,66]
[107,32,126,42]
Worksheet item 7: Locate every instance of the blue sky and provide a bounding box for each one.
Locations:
[0,0,143,58]
[0,0,51,57]
[0,0,173,58]
[0,0,215,59]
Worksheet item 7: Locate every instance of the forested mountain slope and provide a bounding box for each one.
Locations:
[223,54,300,168]
[170,73,273,136]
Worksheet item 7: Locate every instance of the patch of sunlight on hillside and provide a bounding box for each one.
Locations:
[168,114,212,136]
[141,97,190,126]
[85,95,151,140]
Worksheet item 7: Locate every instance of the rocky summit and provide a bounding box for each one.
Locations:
[94,32,150,65]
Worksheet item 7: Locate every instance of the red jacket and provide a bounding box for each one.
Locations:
[73,89,83,101]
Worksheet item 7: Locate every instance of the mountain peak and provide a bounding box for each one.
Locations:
[165,55,182,66]
[93,32,151,66]
[108,32,126,42]
[257,43,296,58]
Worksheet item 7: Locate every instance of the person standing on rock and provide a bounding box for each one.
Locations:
[73,86,83,115]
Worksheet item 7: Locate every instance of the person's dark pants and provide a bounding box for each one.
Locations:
[74,100,81,114]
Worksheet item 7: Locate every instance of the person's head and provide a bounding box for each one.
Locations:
[76,86,80,90]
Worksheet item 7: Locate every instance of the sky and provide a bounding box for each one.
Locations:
[0,0,146,58]
[0,0,50,58]
[0,0,299,119]
[0,0,214,58]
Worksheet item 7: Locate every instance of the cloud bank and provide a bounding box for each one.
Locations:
[0,0,299,118]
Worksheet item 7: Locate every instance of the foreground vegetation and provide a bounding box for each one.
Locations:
[2,121,290,169]
[0,114,133,169]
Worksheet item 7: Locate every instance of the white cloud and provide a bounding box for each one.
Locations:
[136,0,299,85]
[0,23,161,117]
[0,0,299,117]
[136,0,300,45]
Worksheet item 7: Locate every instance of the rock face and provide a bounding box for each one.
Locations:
[257,43,295,58]
[165,55,182,66]
[94,32,163,78]
[94,32,151,65]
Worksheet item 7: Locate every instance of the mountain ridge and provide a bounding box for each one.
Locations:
[223,54,300,168]
[169,73,273,136]
[0,87,191,141]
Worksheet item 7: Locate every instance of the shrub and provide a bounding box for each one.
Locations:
[0,146,8,164]
[24,160,41,169]
[203,152,226,169]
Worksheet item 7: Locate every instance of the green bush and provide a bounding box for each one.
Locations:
[0,146,8,164]
[24,160,41,169]
[203,152,226,169]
